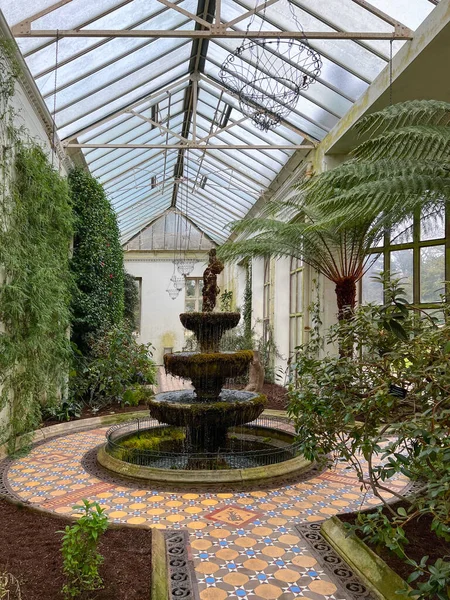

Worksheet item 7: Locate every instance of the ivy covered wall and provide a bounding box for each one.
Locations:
[69,168,125,353]
[0,45,73,446]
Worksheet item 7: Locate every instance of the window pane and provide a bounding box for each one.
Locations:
[290,274,296,313]
[421,210,445,241]
[362,254,384,304]
[420,245,445,303]
[390,217,413,244]
[185,279,196,297]
[185,299,196,312]
[390,249,413,302]
[296,271,303,314]
[289,317,295,354]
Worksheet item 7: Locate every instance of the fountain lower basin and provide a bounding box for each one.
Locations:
[98,415,312,485]
[148,389,266,452]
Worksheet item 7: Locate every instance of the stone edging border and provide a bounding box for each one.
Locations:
[97,443,312,485]
[320,516,410,600]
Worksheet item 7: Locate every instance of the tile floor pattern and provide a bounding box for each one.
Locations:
[4,427,408,600]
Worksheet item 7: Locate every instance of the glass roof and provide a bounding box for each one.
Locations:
[0,0,437,243]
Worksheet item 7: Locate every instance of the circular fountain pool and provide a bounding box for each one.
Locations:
[97,415,311,486]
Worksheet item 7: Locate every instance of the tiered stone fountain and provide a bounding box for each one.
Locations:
[99,249,309,483]
[147,248,266,453]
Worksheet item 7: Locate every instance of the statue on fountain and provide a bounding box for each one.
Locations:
[202,248,224,312]
[147,249,266,455]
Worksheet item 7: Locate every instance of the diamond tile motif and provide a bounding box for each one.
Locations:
[206,505,262,527]
[1,421,410,600]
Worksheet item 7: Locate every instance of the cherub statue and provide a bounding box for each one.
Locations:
[202,248,224,312]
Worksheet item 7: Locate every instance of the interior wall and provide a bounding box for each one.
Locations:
[124,252,210,364]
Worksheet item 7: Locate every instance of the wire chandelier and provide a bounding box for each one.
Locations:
[219,0,322,131]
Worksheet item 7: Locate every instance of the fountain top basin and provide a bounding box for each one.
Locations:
[180,312,241,352]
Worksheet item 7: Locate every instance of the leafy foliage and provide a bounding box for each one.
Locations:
[59,500,108,599]
[288,277,450,598]
[305,100,450,230]
[70,326,156,411]
[123,271,140,331]
[69,168,124,353]
[0,46,73,447]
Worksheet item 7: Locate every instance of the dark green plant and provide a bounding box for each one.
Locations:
[219,289,233,312]
[71,325,156,411]
[69,168,125,353]
[0,48,73,448]
[123,271,140,331]
[59,500,108,599]
[243,261,252,343]
[288,278,450,599]
[42,399,82,423]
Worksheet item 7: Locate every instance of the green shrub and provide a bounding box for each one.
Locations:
[59,500,108,599]
[69,168,124,353]
[288,276,450,598]
[71,325,156,411]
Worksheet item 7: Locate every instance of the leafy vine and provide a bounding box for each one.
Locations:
[0,43,73,449]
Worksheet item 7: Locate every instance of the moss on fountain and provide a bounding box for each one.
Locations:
[164,350,253,379]
[148,392,266,430]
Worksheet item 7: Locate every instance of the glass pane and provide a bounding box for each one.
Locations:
[390,249,413,302]
[421,210,445,241]
[390,217,413,244]
[185,299,195,312]
[185,279,196,297]
[296,271,303,314]
[420,245,445,303]
[289,317,296,354]
[290,274,296,313]
[362,254,384,304]
[295,316,303,348]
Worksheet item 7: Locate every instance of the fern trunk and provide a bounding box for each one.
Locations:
[335,277,357,357]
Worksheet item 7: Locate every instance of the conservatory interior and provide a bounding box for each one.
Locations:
[0,0,449,599]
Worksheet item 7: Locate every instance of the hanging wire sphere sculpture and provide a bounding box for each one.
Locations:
[166,283,180,300]
[170,272,185,291]
[220,39,322,131]
[174,258,197,276]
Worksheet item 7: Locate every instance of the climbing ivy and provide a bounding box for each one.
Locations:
[0,44,73,448]
[69,168,124,353]
[243,260,252,344]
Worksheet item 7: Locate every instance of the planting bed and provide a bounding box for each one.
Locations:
[339,504,450,587]
[0,498,152,600]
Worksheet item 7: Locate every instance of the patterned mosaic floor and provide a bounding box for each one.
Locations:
[2,425,408,600]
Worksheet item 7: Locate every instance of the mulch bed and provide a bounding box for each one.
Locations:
[42,403,148,427]
[260,382,289,410]
[339,504,450,588]
[0,498,152,600]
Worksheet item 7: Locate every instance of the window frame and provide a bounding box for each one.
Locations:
[185,277,203,312]
[361,208,450,309]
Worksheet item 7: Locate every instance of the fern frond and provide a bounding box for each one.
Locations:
[356,100,450,138]
[352,126,450,162]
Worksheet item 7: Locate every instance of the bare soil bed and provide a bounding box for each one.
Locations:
[0,498,152,600]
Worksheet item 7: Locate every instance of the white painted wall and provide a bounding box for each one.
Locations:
[124,253,211,364]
